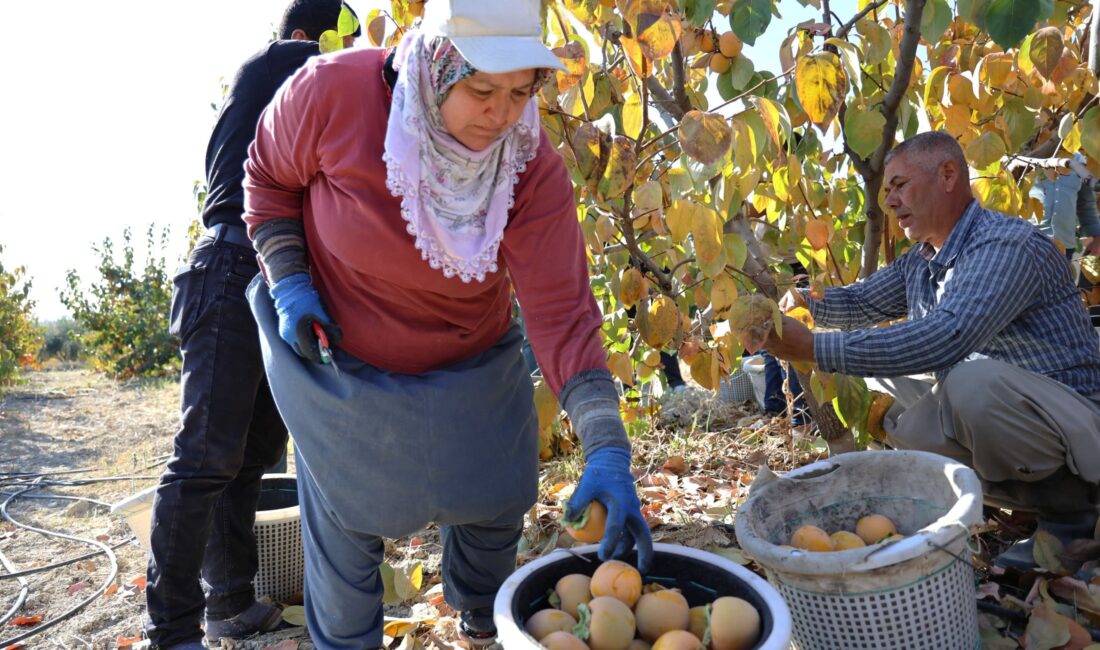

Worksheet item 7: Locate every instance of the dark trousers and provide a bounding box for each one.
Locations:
[762,351,806,414]
[144,234,288,647]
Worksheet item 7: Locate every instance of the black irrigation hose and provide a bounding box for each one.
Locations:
[0,492,114,509]
[0,484,121,647]
[0,537,133,581]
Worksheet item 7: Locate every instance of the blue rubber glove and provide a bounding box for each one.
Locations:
[565,447,653,572]
[269,273,342,364]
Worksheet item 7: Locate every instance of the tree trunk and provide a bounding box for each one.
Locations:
[1090,0,1100,76]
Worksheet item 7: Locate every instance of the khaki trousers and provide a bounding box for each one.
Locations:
[869,359,1100,512]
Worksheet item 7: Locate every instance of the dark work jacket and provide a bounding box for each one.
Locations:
[202,40,321,229]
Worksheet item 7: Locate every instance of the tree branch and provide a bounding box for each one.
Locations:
[854,0,925,277]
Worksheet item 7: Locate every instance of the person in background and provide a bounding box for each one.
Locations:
[1029,153,1100,262]
[241,0,652,647]
[766,131,1100,571]
[144,3,360,648]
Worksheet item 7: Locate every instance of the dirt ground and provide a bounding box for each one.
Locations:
[1,367,796,650]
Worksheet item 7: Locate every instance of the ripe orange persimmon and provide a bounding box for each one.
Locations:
[718,32,743,58]
[790,525,832,552]
[565,500,608,543]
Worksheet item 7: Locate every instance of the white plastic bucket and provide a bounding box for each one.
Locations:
[110,473,303,603]
[493,543,792,650]
[741,355,768,410]
[735,450,983,650]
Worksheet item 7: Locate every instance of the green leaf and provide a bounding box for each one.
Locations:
[337,4,360,37]
[717,66,737,101]
[683,0,717,27]
[1029,27,1064,79]
[723,233,748,270]
[920,0,952,44]
[318,29,343,53]
[729,54,755,90]
[730,0,772,46]
[832,373,869,430]
[844,107,886,160]
[1002,97,1037,153]
[824,38,862,95]
[1078,107,1100,162]
[957,0,990,27]
[984,0,1042,50]
[965,132,1006,169]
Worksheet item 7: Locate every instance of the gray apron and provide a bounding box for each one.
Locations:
[247,276,539,538]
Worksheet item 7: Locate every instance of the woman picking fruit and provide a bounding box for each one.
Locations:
[241,0,653,647]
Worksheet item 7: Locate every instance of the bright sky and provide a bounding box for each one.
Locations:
[1,0,851,322]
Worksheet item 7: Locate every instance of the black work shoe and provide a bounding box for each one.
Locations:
[994,510,1099,571]
[204,602,289,644]
[458,622,498,648]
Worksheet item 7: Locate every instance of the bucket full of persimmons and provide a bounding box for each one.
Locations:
[734,450,985,650]
[493,541,792,650]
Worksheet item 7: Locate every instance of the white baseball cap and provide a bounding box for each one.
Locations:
[420,0,567,74]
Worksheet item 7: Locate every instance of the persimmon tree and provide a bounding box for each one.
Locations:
[371,0,1100,454]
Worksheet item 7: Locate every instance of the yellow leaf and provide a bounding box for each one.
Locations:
[942,103,972,138]
[788,306,815,329]
[620,35,648,78]
[533,380,560,430]
[794,53,848,128]
[749,97,789,149]
[634,181,662,216]
[689,349,720,390]
[979,53,1014,89]
[608,351,635,386]
[924,65,951,109]
[730,116,759,170]
[623,92,644,139]
[618,267,648,307]
[643,296,680,348]
[691,204,726,278]
[666,199,696,243]
[678,111,733,165]
[598,136,637,200]
[394,562,423,601]
[710,274,738,319]
[553,42,588,93]
[383,617,435,639]
[772,167,790,203]
[948,74,978,109]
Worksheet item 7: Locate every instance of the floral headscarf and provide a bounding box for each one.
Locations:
[382,30,552,283]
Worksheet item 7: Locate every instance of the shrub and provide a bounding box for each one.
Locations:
[39,317,86,363]
[0,245,43,391]
[59,225,178,380]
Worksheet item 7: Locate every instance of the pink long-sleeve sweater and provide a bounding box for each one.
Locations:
[243,47,606,395]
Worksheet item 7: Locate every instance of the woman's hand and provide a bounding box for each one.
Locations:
[269,273,343,364]
[565,447,653,572]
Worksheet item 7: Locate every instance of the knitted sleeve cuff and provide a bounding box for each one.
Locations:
[252,219,309,284]
[559,368,631,459]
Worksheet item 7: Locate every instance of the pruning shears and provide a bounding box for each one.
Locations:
[311,321,340,377]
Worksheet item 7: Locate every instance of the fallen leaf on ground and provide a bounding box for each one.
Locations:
[262,640,299,650]
[11,614,43,626]
[282,605,306,626]
[129,575,147,591]
[104,583,119,597]
[68,582,89,595]
[116,634,143,649]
